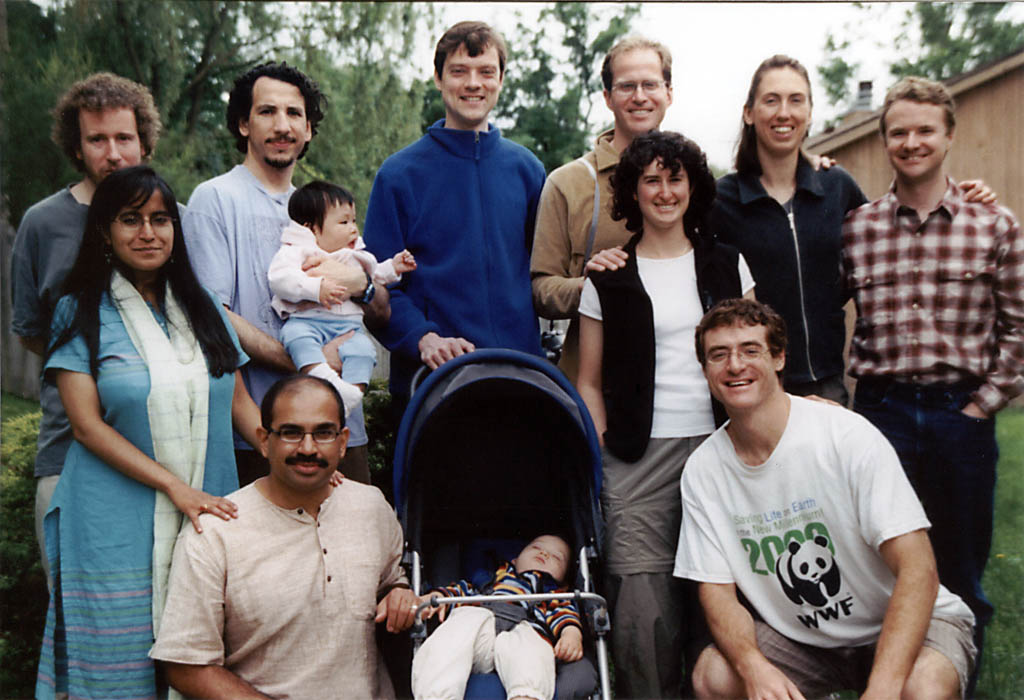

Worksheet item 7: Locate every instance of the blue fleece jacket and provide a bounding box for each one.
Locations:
[364,120,546,396]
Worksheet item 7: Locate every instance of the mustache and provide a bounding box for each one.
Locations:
[285,454,329,469]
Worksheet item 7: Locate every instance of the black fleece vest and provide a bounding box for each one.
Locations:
[590,232,742,462]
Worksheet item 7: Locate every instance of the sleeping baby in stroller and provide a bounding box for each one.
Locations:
[412,534,583,700]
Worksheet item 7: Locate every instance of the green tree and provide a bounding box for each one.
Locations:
[818,34,858,108]
[889,3,1024,81]
[0,1,79,225]
[285,2,436,220]
[819,2,1024,110]
[2,1,435,227]
[420,76,446,133]
[496,3,638,172]
[1,0,291,221]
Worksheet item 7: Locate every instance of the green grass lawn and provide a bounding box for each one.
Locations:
[1,393,1022,696]
[977,407,1024,698]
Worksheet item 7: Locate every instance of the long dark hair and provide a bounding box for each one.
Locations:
[734,55,812,176]
[49,166,240,377]
[610,130,717,242]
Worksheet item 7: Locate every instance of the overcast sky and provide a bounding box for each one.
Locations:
[427,1,1023,170]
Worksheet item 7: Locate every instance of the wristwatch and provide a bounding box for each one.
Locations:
[357,270,375,304]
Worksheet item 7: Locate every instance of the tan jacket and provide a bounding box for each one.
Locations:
[530,129,632,382]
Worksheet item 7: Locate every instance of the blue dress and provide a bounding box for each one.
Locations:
[36,291,246,700]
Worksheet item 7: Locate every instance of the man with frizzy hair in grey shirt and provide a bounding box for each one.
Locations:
[10,72,160,588]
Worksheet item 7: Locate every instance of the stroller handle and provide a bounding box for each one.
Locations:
[409,364,432,396]
[413,590,608,622]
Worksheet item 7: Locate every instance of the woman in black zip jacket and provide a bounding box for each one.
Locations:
[576,130,754,698]
[712,54,995,406]
[710,55,866,405]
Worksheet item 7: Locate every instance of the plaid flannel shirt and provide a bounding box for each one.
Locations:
[841,178,1024,414]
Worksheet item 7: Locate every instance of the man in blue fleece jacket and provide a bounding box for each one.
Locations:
[363,21,545,402]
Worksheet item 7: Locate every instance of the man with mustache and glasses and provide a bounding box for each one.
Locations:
[184,62,386,486]
[152,375,418,700]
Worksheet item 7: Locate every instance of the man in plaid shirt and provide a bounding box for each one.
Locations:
[841,76,1024,689]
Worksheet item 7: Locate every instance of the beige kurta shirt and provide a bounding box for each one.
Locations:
[530,128,632,383]
[151,480,407,699]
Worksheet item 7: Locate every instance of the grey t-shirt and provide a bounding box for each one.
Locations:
[10,187,88,477]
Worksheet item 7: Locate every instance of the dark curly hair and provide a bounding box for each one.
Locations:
[49,166,239,378]
[226,62,326,159]
[610,130,716,241]
[52,73,161,172]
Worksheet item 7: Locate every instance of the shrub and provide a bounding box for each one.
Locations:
[364,378,398,502]
[0,410,48,697]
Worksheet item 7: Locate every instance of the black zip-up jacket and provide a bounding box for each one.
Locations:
[711,158,866,386]
[590,231,743,463]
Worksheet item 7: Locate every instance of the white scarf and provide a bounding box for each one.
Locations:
[109,270,209,637]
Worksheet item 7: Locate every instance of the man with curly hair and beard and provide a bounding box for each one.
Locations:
[183,62,386,486]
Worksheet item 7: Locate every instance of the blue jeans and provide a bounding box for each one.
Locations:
[853,377,997,633]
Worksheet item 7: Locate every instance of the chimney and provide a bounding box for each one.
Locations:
[853,81,872,111]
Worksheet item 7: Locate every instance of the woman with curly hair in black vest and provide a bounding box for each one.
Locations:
[576,130,754,698]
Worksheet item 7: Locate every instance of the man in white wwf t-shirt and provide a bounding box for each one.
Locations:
[674,298,976,699]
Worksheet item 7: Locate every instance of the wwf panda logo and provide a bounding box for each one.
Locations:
[776,535,841,607]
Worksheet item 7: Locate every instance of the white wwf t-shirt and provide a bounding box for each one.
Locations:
[674,396,974,647]
[579,250,754,438]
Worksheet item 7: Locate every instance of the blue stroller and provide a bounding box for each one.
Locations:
[393,349,611,700]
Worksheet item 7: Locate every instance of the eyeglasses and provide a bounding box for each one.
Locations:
[705,345,770,365]
[611,80,667,97]
[269,426,342,444]
[114,212,176,232]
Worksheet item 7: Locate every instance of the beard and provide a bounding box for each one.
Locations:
[264,154,296,170]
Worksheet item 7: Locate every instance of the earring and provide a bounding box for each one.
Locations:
[104,247,112,264]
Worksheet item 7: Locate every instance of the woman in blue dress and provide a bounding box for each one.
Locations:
[36,166,261,699]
